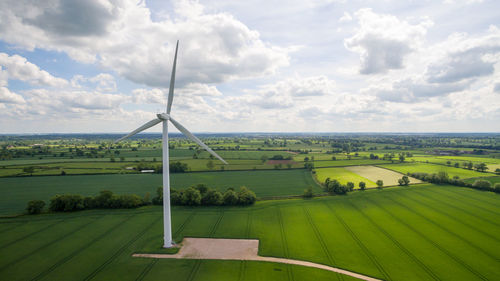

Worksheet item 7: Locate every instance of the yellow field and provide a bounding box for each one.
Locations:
[345,166,422,186]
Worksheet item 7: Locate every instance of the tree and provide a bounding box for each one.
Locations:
[182,187,201,206]
[26,200,45,214]
[331,156,336,161]
[260,155,268,163]
[223,190,238,205]
[399,154,405,162]
[437,171,449,183]
[496,168,500,175]
[303,186,314,198]
[446,161,451,166]
[376,180,383,189]
[472,179,492,191]
[398,175,410,186]
[359,182,366,190]
[201,189,223,205]
[206,160,215,170]
[23,166,35,175]
[467,161,473,170]
[346,182,355,191]
[237,186,257,205]
[304,162,314,171]
[286,163,292,169]
[474,163,488,172]
[494,183,500,193]
[454,162,460,168]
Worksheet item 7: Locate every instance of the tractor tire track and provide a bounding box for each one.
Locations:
[425,188,500,215]
[372,196,488,281]
[411,189,500,228]
[30,215,134,281]
[0,221,27,235]
[135,258,158,281]
[185,260,202,281]
[82,216,162,281]
[302,206,343,281]
[238,260,246,281]
[387,194,499,262]
[209,210,225,237]
[404,190,500,243]
[347,199,440,281]
[245,211,252,238]
[277,208,294,281]
[173,211,196,239]
[323,203,391,281]
[0,219,63,250]
[0,218,97,272]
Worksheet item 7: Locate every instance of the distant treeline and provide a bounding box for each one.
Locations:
[409,172,500,193]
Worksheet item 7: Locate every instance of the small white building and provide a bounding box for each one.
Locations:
[141,170,155,173]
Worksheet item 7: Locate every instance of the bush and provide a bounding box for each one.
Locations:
[359,182,366,190]
[49,194,84,212]
[201,189,223,205]
[223,190,239,205]
[376,180,383,189]
[152,187,163,205]
[237,186,257,205]
[346,182,355,191]
[472,179,492,191]
[494,183,500,193]
[170,189,183,205]
[26,200,45,214]
[182,187,201,206]
[303,186,314,198]
[398,176,410,186]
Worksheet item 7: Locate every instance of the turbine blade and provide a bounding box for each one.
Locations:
[114,118,162,143]
[169,116,228,164]
[166,40,179,114]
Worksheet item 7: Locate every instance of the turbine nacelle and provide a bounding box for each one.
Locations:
[157,113,170,121]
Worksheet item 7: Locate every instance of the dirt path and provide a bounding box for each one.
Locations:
[133,238,381,281]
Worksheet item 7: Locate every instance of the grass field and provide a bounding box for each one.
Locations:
[0,170,320,215]
[464,176,500,185]
[344,166,422,186]
[314,167,377,188]
[312,159,392,168]
[378,163,492,179]
[0,184,498,280]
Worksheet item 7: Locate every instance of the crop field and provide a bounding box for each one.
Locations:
[314,167,376,188]
[0,185,499,281]
[378,163,492,179]
[344,166,422,186]
[0,170,319,215]
[464,176,500,185]
[313,159,392,168]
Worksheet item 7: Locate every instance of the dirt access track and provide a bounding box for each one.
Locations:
[133,238,381,281]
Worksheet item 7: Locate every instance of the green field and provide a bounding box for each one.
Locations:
[1,185,499,280]
[0,170,320,215]
[464,176,500,185]
[314,167,377,188]
[379,163,492,179]
[313,159,392,168]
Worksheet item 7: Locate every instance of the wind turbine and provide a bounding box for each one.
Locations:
[115,41,228,248]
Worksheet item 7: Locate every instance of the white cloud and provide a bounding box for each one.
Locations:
[0,53,68,87]
[0,0,289,87]
[338,12,352,23]
[344,9,433,74]
[71,73,117,92]
[0,87,25,104]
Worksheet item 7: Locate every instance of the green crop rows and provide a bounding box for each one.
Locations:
[1,184,498,281]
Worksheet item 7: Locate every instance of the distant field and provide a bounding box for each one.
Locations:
[1,185,499,280]
[315,167,376,188]
[198,150,292,160]
[345,166,422,186]
[378,163,492,179]
[0,170,319,215]
[313,159,391,168]
[464,176,500,185]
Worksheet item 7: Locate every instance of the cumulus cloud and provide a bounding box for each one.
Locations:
[71,73,117,92]
[0,0,289,87]
[0,53,68,87]
[0,87,25,104]
[247,75,336,109]
[344,9,433,74]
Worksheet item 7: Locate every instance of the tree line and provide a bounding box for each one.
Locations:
[408,171,500,193]
[152,184,257,206]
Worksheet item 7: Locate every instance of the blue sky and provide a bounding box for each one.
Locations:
[0,0,499,133]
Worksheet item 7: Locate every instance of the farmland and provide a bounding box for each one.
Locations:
[0,184,499,280]
[0,169,320,216]
[344,166,422,186]
[378,163,492,179]
[314,167,377,188]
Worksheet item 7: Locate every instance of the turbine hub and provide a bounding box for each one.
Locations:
[157,113,170,120]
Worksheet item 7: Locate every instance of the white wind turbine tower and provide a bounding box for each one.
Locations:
[115,41,227,248]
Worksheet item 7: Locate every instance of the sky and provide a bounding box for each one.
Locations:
[0,0,499,133]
